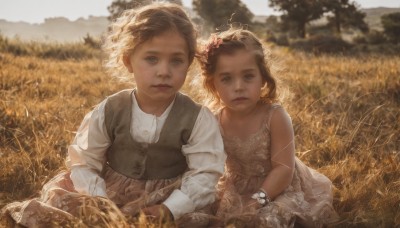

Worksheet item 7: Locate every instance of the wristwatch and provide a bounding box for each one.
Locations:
[251,188,272,206]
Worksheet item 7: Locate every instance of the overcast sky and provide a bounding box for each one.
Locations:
[0,0,399,24]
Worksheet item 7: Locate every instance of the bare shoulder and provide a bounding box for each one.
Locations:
[265,103,292,130]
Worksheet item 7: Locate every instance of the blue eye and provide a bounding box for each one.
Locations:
[145,56,158,64]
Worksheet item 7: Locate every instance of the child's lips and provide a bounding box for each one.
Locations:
[152,84,172,92]
[153,84,171,88]
[233,97,247,102]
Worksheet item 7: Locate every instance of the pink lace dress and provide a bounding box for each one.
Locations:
[215,104,339,227]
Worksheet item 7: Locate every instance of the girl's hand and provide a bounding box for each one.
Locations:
[242,194,263,211]
[141,204,174,222]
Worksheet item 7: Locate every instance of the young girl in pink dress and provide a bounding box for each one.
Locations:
[1,3,225,227]
[198,28,339,227]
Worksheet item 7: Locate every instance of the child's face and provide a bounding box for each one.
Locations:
[213,48,264,113]
[123,30,189,105]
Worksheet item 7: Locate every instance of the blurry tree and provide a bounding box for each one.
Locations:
[107,0,150,21]
[169,0,182,5]
[365,30,387,44]
[325,0,368,34]
[193,0,253,32]
[265,15,281,33]
[165,0,183,6]
[269,0,324,38]
[107,0,182,21]
[381,12,400,43]
[278,14,300,38]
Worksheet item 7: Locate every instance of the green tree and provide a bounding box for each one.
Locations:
[265,15,281,33]
[193,0,253,32]
[107,0,182,21]
[381,12,400,43]
[269,0,325,38]
[325,0,368,34]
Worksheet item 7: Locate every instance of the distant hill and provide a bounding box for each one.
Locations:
[362,7,400,31]
[0,7,399,42]
[0,16,109,42]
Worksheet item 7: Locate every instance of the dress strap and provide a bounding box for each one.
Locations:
[265,103,282,130]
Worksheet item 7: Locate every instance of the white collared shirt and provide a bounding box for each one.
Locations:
[66,92,226,219]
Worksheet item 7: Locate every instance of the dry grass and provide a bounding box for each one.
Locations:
[0,45,399,227]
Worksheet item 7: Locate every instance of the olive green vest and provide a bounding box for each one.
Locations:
[104,89,201,180]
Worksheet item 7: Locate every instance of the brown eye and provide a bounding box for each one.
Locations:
[244,74,254,81]
[171,58,184,65]
[221,76,231,83]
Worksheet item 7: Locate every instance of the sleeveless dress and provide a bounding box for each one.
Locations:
[214,104,339,228]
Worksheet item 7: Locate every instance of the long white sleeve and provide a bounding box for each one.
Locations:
[66,100,110,197]
[66,94,226,219]
[163,107,226,219]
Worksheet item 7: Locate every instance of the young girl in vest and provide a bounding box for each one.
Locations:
[198,28,339,227]
[2,3,225,227]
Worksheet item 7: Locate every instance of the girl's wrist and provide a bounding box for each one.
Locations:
[251,188,272,206]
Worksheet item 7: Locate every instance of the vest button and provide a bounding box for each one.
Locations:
[139,149,145,155]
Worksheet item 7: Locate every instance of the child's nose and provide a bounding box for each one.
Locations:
[157,61,171,78]
[234,79,243,91]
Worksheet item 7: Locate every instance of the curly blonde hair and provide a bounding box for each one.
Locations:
[102,2,197,82]
[197,28,278,106]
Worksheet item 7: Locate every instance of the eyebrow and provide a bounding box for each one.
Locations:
[242,68,256,73]
[144,50,186,56]
[218,72,230,77]
[218,68,255,76]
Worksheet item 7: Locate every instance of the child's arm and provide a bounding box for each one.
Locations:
[162,107,226,219]
[66,101,110,197]
[260,107,295,200]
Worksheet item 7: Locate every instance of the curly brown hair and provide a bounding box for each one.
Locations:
[103,2,197,82]
[197,29,277,106]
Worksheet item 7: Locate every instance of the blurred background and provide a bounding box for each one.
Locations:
[0,1,399,227]
[0,0,399,52]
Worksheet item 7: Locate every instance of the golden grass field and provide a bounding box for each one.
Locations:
[0,43,399,227]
